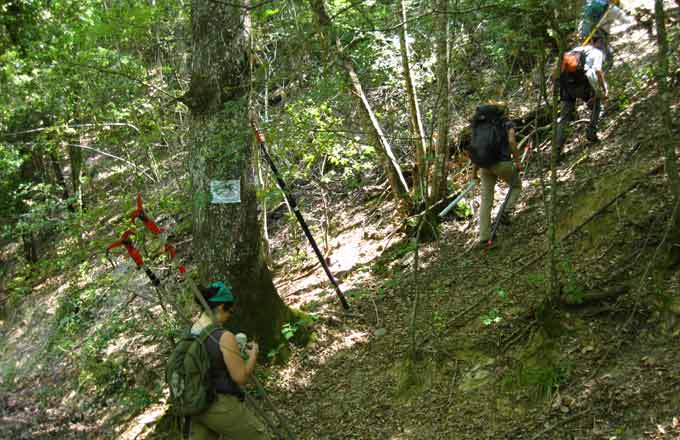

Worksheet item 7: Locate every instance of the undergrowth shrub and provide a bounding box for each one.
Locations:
[501,330,573,401]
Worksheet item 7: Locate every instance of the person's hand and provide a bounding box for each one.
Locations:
[246,342,259,359]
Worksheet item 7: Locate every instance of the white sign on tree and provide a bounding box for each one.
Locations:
[210,179,241,204]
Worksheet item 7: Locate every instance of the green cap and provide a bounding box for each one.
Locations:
[208,281,235,303]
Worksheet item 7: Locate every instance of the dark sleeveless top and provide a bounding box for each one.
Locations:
[204,328,244,399]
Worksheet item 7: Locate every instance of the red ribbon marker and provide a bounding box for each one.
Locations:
[131,193,163,235]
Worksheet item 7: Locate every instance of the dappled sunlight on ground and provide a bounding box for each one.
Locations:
[273,197,406,309]
[117,403,167,440]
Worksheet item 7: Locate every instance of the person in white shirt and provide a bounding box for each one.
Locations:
[579,0,633,69]
[555,35,609,159]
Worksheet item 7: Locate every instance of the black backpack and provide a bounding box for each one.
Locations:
[468,105,508,168]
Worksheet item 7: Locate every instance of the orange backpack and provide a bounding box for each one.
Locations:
[561,51,585,74]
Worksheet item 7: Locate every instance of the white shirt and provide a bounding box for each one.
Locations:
[573,45,606,95]
[573,45,605,72]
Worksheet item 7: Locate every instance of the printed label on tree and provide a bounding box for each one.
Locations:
[210,179,241,204]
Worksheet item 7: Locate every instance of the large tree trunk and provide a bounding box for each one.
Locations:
[654,0,680,257]
[310,0,410,210]
[186,0,292,352]
[398,0,428,198]
[654,0,680,196]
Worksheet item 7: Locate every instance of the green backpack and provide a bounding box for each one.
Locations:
[166,324,220,416]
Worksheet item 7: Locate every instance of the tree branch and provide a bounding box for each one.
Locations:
[64,143,157,182]
[0,123,140,139]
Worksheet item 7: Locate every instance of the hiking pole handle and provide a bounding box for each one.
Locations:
[251,121,266,145]
[235,333,248,356]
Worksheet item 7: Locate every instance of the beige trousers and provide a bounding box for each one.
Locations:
[479,161,522,242]
[189,394,269,440]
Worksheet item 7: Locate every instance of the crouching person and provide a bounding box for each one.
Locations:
[556,34,609,159]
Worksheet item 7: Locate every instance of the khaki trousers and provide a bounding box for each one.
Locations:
[189,394,268,440]
[479,161,521,242]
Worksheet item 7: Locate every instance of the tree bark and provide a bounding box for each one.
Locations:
[19,147,42,262]
[68,141,83,213]
[429,0,451,206]
[654,0,680,255]
[49,149,71,207]
[258,63,273,267]
[187,0,292,352]
[654,0,680,197]
[310,0,410,209]
[547,47,564,306]
[398,0,428,197]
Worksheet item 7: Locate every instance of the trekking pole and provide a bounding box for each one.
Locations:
[487,172,517,248]
[250,119,350,310]
[439,180,478,218]
[182,276,297,440]
[487,142,533,248]
[238,341,296,440]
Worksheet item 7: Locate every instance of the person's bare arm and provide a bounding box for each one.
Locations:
[596,70,608,99]
[219,331,258,385]
[508,128,522,171]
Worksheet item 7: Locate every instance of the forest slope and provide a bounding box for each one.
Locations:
[255,5,680,440]
[0,1,679,439]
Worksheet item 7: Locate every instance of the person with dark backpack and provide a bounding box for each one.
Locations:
[166,282,268,439]
[468,102,522,248]
[555,35,608,159]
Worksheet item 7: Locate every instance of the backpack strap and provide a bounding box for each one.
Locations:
[579,48,589,71]
[197,323,222,344]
